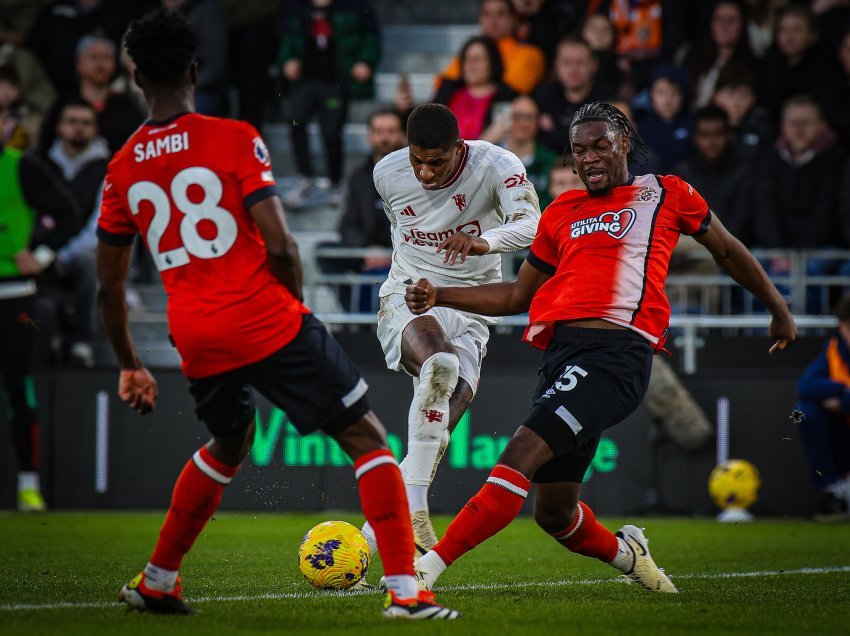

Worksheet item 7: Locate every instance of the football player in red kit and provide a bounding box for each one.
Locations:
[96,9,458,619]
[405,102,797,592]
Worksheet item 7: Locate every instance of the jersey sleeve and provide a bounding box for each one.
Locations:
[96,166,137,247]
[232,122,278,208]
[526,208,557,275]
[479,147,541,253]
[663,174,712,236]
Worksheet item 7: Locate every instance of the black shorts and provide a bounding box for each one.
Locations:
[188,313,370,437]
[525,325,653,484]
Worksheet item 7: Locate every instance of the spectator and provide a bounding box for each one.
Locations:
[434,36,516,142]
[38,98,109,366]
[712,71,775,164]
[581,13,628,100]
[439,0,546,95]
[533,35,613,154]
[795,294,850,520]
[591,0,695,90]
[759,4,844,135]
[163,0,229,116]
[511,0,581,63]
[278,0,381,209]
[316,108,405,312]
[686,0,759,108]
[635,65,692,174]
[491,95,558,208]
[41,35,143,154]
[43,99,108,214]
[0,110,79,511]
[753,95,847,249]
[676,105,753,245]
[26,0,156,94]
[0,16,57,126]
[0,64,29,148]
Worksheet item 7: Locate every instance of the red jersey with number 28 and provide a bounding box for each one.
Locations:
[525,174,711,351]
[98,112,308,378]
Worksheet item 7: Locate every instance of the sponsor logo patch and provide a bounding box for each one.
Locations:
[570,208,635,240]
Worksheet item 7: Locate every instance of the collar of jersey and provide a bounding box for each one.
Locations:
[144,111,192,127]
[435,142,469,190]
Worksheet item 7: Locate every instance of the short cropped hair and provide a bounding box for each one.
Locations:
[123,9,198,85]
[407,104,460,150]
[367,108,403,129]
[75,35,117,59]
[782,94,822,120]
[694,104,729,128]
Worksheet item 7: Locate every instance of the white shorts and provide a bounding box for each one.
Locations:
[377,293,489,395]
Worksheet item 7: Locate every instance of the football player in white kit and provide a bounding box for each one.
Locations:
[360,104,542,555]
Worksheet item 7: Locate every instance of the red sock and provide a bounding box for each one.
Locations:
[550,501,618,562]
[354,449,415,577]
[434,464,529,566]
[150,446,239,570]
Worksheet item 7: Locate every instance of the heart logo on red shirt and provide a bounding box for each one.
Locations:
[599,208,635,240]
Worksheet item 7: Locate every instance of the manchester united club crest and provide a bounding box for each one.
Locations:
[452,193,467,212]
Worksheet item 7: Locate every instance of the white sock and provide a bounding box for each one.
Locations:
[17,471,40,492]
[609,537,635,573]
[143,562,178,592]
[404,353,459,488]
[406,484,428,513]
[417,550,447,588]
[361,521,378,556]
[385,574,419,600]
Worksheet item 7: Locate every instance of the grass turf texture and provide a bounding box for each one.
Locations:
[0,512,848,635]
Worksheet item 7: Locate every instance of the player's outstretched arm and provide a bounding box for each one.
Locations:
[96,242,157,415]
[249,196,303,302]
[406,260,551,316]
[695,215,797,353]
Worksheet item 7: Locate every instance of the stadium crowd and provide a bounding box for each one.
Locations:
[1,0,850,512]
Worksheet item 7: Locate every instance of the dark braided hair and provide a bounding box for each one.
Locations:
[567,101,650,166]
[123,9,198,85]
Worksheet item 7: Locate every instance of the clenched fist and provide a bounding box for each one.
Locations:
[405,278,437,314]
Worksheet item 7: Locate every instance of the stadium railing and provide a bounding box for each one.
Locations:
[127,247,848,373]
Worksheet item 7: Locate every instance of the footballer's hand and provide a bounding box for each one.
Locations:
[119,367,158,415]
[406,278,437,314]
[768,312,797,354]
[437,234,489,265]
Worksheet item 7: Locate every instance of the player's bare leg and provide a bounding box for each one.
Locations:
[120,423,256,614]
[416,433,677,593]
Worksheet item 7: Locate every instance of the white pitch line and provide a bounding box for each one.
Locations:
[1,565,848,612]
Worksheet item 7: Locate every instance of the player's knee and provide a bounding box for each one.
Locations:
[419,351,460,397]
[534,507,576,535]
[533,501,577,534]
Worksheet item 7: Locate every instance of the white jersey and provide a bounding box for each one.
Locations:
[374,140,541,296]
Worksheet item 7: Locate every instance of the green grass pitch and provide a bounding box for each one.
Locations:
[1,512,848,635]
